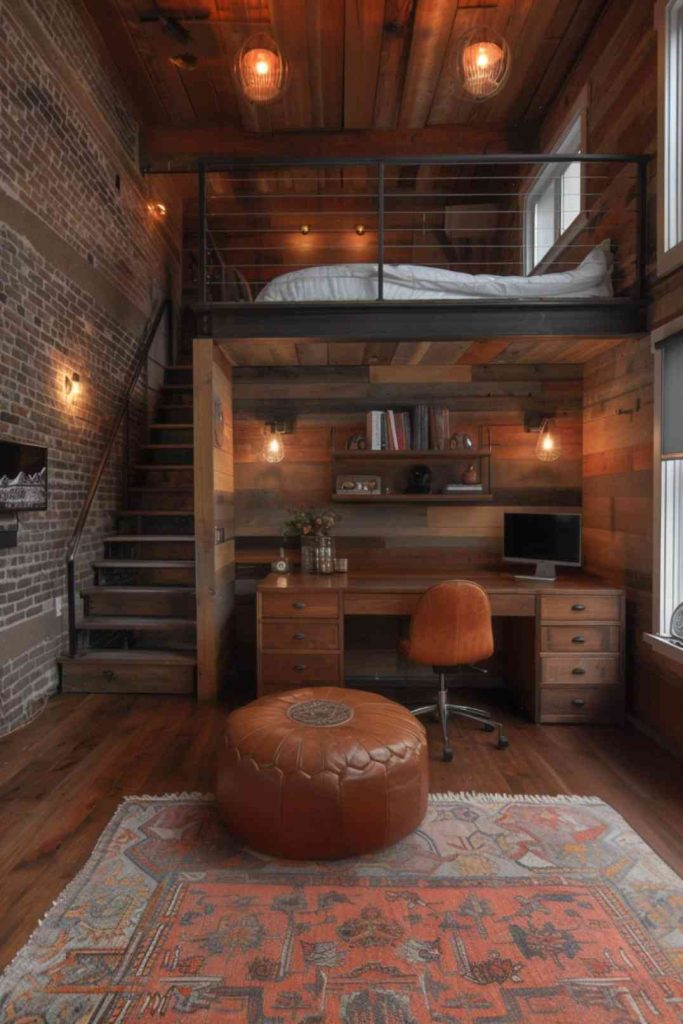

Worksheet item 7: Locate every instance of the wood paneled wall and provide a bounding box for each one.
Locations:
[233,364,582,574]
[193,341,235,701]
[542,0,683,756]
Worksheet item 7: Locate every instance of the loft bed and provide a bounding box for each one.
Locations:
[192,153,648,341]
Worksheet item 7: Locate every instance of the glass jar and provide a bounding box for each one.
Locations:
[315,536,335,574]
[300,535,317,573]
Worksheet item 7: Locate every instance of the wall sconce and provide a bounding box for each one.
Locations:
[263,419,293,463]
[355,223,366,236]
[65,372,81,398]
[524,412,561,463]
[147,200,167,220]
[299,224,311,235]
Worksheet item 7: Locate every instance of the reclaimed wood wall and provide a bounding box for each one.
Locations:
[193,341,235,701]
[544,0,683,756]
[232,363,583,574]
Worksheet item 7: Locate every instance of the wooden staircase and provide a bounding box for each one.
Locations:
[59,364,197,694]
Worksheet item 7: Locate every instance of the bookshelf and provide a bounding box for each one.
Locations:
[331,426,494,504]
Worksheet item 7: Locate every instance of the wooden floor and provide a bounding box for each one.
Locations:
[1,692,682,972]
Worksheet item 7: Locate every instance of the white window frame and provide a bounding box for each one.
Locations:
[523,93,588,276]
[657,0,683,277]
[645,315,683,666]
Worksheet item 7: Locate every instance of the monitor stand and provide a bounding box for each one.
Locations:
[514,561,557,583]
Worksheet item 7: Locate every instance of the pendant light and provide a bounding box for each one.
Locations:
[235,33,287,104]
[536,419,561,463]
[263,421,286,463]
[456,28,511,101]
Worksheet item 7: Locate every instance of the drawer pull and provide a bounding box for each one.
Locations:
[572,636,586,644]
[293,663,307,671]
[571,698,586,707]
[571,603,586,611]
[571,667,586,676]
[292,601,306,610]
[293,633,306,641]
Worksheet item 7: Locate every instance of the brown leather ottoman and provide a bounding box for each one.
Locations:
[216,687,429,860]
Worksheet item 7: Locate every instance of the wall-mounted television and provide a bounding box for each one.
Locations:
[0,441,48,512]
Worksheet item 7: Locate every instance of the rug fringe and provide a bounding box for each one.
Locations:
[429,791,604,805]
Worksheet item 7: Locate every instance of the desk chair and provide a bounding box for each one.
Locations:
[400,580,509,762]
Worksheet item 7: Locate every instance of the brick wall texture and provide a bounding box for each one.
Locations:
[0,0,181,733]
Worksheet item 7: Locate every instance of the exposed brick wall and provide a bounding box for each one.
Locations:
[0,1,181,733]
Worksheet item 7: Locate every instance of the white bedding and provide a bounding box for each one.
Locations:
[256,240,613,303]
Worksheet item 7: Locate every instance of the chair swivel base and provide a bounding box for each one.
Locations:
[412,682,509,762]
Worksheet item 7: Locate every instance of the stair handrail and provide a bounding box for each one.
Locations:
[66,296,172,657]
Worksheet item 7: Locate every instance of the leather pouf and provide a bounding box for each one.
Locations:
[216,687,429,860]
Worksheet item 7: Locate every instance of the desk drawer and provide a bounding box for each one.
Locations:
[541,654,620,685]
[260,652,341,687]
[541,594,621,622]
[541,625,620,653]
[540,685,622,722]
[261,621,339,652]
[261,591,339,619]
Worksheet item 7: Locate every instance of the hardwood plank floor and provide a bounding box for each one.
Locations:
[0,692,681,971]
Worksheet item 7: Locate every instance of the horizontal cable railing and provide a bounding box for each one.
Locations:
[194,154,648,305]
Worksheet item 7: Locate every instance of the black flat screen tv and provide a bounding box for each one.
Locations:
[0,441,48,511]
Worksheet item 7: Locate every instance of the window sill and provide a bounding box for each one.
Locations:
[644,632,683,665]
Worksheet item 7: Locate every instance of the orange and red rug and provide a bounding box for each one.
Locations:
[1,792,682,1021]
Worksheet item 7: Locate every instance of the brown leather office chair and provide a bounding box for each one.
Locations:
[400,580,509,762]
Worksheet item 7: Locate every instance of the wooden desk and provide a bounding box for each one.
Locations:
[256,572,625,725]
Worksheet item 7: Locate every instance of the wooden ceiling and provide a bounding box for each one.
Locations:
[90,0,609,136]
[218,337,625,366]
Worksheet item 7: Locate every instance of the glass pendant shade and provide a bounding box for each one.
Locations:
[236,33,287,104]
[457,29,511,100]
[536,419,561,463]
[263,426,285,463]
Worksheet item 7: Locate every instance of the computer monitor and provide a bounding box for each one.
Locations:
[503,512,582,581]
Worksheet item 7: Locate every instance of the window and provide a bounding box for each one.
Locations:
[658,0,683,274]
[524,114,584,274]
[658,334,683,637]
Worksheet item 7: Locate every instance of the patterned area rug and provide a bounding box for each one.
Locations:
[1,793,682,1022]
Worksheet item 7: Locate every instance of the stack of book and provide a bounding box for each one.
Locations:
[366,406,451,451]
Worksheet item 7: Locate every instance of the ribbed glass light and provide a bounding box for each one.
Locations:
[536,419,561,463]
[457,29,511,101]
[235,33,287,104]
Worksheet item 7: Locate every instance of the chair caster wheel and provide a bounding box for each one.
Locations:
[482,723,495,732]
[496,737,509,750]
[442,748,454,762]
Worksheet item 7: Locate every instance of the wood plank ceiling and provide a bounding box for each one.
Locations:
[92,0,610,133]
[217,337,626,366]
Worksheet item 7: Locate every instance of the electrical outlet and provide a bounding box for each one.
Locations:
[55,596,63,618]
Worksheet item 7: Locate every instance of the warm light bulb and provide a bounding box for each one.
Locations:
[264,429,285,463]
[476,47,490,68]
[147,201,167,220]
[65,372,81,398]
[300,224,311,235]
[255,57,270,75]
[536,420,561,463]
[236,35,287,103]
[355,223,366,236]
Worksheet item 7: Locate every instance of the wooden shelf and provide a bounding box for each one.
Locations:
[332,448,492,460]
[332,492,494,504]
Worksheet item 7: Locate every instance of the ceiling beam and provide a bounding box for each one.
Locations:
[142,123,534,168]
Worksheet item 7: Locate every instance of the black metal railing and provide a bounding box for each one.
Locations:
[65,297,172,657]
[194,153,649,305]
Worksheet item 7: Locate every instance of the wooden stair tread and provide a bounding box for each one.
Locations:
[81,586,195,595]
[105,535,195,542]
[150,423,193,430]
[118,509,195,516]
[141,444,194,449]
[59,650,196,664]
[93,559,195,568]
[78,616,196,630]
